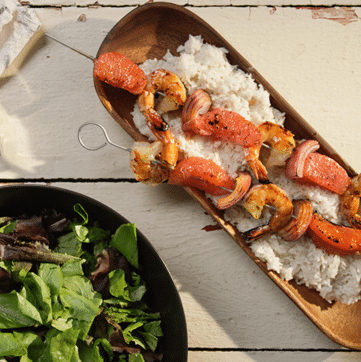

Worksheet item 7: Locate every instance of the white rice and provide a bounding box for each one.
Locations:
[132,35,360,304]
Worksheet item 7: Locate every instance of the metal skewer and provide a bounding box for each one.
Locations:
[77,122,162,165]
[77,122,132,152]
[45,33,95,61]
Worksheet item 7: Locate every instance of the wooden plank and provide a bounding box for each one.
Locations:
[189,351,361,361]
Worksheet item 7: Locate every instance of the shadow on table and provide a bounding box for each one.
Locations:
[160,184,339,361]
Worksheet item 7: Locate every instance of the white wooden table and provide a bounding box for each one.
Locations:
[2,1,361,360]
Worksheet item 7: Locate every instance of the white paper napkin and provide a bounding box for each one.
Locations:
[0,0,41,76]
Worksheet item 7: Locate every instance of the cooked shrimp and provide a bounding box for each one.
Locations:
[130,139,178,186]
[138,69,187,135]
[258,121,296,168]
[93,52,147,95]
[340,174,361,229]
[241,183,293,241]
[278,199,313,241]
[181,89,268,182]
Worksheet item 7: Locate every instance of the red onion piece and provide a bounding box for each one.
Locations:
[285,140,320,179]
[217,172,252,210]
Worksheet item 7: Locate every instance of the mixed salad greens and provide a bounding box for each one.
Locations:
[0,204,163,362]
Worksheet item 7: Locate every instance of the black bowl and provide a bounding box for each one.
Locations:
[0,184,187,362]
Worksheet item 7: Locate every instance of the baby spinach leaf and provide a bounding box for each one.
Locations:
[123,321,147,347]
[144,320,163,337]
[108,269,146,303]
[92,338,113,362]
[137,330,158,352]
[110,223,139,269]
[56,232,82,257]
[127,284,147,303]
[81,226,110,244]
[109,269,127,298]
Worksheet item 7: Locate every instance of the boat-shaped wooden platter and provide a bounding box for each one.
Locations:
[93,2,361,350]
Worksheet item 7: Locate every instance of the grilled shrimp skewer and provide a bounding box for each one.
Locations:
[130,140,178,186]
[78,122,178,186]
[258,121,296,168]
[138,69,187,135]
[241,183,293,241]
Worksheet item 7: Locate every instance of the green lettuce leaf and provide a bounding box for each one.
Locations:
[73,204,88,225]
[61,259,84,277]
[0,220,17,234]
[37,327,80,362]
[14,331,43,361]
[0,332,26,356]
[38,263,64,295]
[18,269,52,325]
[58,288,100,340]
[0,292,42,329]
[129,353,146,362]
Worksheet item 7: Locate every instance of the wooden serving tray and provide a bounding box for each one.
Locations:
[93,2,361,350]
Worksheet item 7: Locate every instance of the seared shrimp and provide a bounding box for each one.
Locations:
[278,199,313,241]
[130,138,178,186]
[340,174,361,229]
[182,89,268,182]
[241,183,293,241]
[258,121,296,168]
[138,69,187,135]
